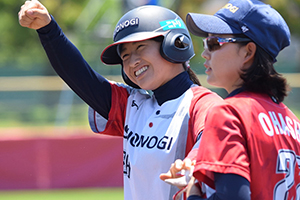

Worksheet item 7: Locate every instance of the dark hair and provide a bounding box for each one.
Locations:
[184,63,201,86]
[239,44,289,102]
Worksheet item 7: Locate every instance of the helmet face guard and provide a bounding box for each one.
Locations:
[101,5,195,87]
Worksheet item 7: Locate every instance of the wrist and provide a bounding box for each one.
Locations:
[37,15,55,33]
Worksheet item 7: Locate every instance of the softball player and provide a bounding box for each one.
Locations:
[18,1,223,200]
[162,0,300,199]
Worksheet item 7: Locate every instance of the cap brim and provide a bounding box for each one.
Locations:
[101,32,167,65]
[186,13,240,37]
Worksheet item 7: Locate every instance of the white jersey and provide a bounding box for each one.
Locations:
[35,15,222,200]
[89,82,222,200]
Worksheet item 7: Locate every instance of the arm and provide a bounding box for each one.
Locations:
[19,0,112,119]
[187,173,250,200]
[37,17,112,119]
[161,159,250,200]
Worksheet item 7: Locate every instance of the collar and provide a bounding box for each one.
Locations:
[152,71,193,106]
[226,87,245,98]
[226,87,279,104]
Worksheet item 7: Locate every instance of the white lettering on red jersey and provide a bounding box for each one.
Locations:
[194,91,300,200]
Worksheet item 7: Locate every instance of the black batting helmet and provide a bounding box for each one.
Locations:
[101,5,195,65]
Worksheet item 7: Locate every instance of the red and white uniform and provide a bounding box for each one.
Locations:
[193,91,300,200]
[89,82,222,200]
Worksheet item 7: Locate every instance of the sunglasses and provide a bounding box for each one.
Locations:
[203,36,252,52]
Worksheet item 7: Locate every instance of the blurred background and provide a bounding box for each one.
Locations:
[0,0,299,199]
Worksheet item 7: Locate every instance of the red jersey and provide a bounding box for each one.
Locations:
[193,91,300,200]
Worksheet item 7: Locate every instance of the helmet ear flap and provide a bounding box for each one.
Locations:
[160,31,195,63]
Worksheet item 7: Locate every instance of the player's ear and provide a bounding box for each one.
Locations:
[243,42,256,65]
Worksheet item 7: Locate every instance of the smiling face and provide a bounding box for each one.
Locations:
[201,34,254,94]
[120,39,185,90]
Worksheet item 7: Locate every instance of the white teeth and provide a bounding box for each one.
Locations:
[135,66,148,77]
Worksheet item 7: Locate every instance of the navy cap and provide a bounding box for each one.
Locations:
[186,0,291,62]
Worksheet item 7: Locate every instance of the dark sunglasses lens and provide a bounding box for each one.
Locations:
[207,37,221,51]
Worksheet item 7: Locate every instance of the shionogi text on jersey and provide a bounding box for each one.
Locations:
[258,111,300,141]
[123,151,131,178]
[124,125,174,150]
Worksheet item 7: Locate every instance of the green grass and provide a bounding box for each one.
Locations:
[0,188,124,200]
